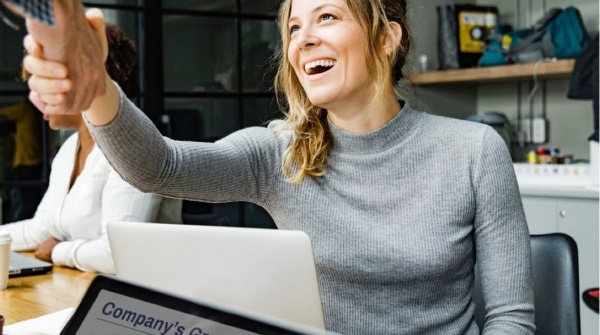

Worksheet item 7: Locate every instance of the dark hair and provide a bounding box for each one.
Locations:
[105,23,139,98]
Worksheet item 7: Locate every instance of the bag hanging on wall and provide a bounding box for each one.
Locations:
[544,6,591,59]
[507,9,561,64]
[479,6,591,66]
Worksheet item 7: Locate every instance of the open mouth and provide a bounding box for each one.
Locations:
[304,60,336,75]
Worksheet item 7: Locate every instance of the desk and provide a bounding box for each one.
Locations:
[0,253,96,325]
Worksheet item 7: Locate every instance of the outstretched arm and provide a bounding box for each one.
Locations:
[4,0,105,115]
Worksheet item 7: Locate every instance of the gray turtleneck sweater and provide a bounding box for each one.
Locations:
[87,87,535,334]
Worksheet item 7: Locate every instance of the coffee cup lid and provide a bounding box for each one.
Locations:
[0,231,11,243]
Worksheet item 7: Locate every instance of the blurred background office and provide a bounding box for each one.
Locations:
[0,1,598,332]
[1,0,597,224]
[0,0,284,228]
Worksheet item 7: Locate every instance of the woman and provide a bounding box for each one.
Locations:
[23,0,534,333]
[1,23,182,275]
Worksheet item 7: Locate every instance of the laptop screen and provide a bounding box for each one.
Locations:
[62,275,332,335]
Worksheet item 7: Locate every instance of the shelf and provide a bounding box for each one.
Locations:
[407,59,575,85]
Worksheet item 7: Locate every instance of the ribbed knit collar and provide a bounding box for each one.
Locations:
[328,102,422,155]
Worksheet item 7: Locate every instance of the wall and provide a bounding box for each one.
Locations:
[476,0,599,161]
[406,0,478,120]
[406,0,599,162]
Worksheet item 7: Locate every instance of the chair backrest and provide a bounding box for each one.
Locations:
[473,233,581,335]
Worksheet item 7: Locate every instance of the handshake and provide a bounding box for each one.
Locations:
[19,3,108,116]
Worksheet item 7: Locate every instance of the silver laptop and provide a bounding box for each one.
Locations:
[9,250,53,277]
[106,221,325,330]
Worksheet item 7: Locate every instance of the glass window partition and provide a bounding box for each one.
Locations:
[84,0,139,6]
[163,0,236,13]
[101,8,140,41]
[161,3,278,226]
[0,12,26,92]
[241,19,279,93]
[240,0,280,16]
[243,98,282,128]
[164,98,240,142]
[163,15,237,93]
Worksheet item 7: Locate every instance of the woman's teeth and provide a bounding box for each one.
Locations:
[305,60,336,75]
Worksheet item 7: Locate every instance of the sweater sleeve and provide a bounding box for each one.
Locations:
[472,128,535,334]
[51,166,164,274]
[84,83,271,204]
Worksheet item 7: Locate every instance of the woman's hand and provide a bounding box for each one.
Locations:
[34,237,61,262]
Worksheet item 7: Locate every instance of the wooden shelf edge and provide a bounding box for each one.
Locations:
[407,59,575,85]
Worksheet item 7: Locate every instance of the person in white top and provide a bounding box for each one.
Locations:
[0,23,182,274]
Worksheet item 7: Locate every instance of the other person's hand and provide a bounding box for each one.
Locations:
[35,236,60,262]
[24,0,106,115]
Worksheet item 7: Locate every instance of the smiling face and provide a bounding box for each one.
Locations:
[286,0,373,112]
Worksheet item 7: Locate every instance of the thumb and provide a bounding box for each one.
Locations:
[85,8,108,61]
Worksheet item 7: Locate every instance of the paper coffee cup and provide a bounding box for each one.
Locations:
[0,231,11,290]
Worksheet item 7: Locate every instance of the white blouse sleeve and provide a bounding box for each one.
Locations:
[0,192,53,251]
[0,150,69,251]
[51,167,164,274]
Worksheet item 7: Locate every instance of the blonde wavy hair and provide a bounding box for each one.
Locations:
[274,0,412,184]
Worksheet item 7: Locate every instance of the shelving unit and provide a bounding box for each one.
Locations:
[408,58,575,85]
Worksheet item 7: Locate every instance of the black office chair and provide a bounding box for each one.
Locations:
[473,233,581,335]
